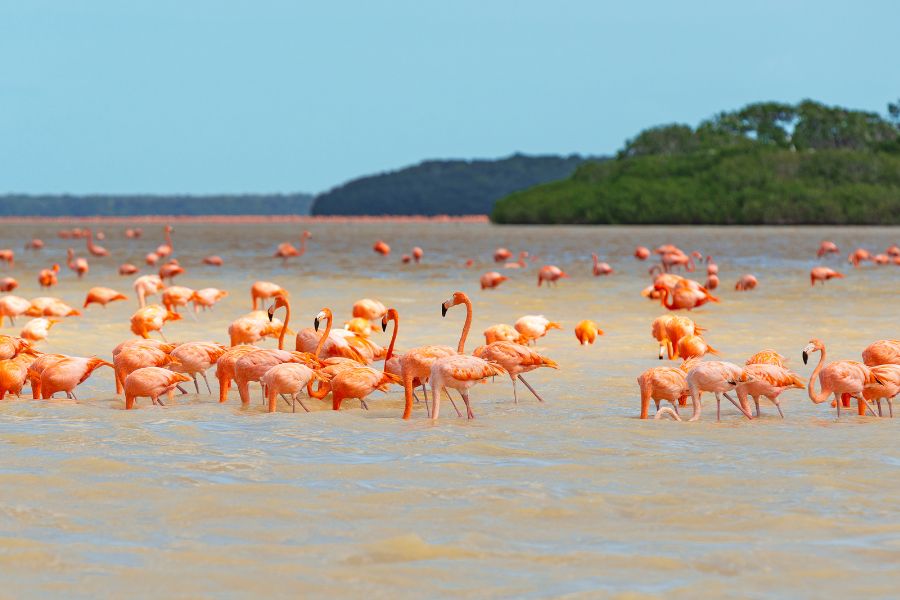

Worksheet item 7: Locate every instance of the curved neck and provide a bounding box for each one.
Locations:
[276,298,291,350]
[457,297,472,353]
[164,227,172,248]
[299,234,308,254]
[660,288,675,310]
[807,346,829,403]
[67,250,74,268]
[383,316,398,372]
[314,310,333,358]
[592,254,599,266]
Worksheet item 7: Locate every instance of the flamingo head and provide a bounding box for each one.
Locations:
[802,339,824,364]
[267,294,288,321]
[381,308,399,332]
[441,291,468,317]
[314,308,332,331]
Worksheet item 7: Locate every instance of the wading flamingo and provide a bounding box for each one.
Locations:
[66,249,89,278]
[156,225,174,258]
[215,345,258,402]
[124,366,192,409]
[537,265,567,286]
[655,279,718,311]
[685,361,753,422]
[480,272,508,290]
[169,341,227,394]
[85,229,108,257]
[351,298,387,322]
[803,339,882,417]
[26,297,81,318]
[274,230,312,264]
[202,255,223,266]
[575,320,603,346]
[638,358,698,419]
[732,363,805,418]
[412,247,424,263]
[84,287,128,308]
[863,365,900,417]
[504,251,528,269]
[25,239,44,250]
[0,277,18,292]
[227,310,289,346]
[0,296,34,326]
[20,318,59,343]
[514,315,561,345]
[429,292,506,419]
[591,254,614,276]
[36,356,113,400]
[191,288,228,312]
[261,362,327,412]
[484,324,525,345]
[250,281,287,310]
[473,341,557,404]
[734,274,758,291]
[161,286,195,314]
[847,248,871,268]
[133,275,165,308]
[373,240,390,255]
[158,259,184,283]
[810,267,844,286]
[634,246,650,260]
[38,264,60,288]
[861,340,900,366]
[494,248,513,262]
[130,304,182,340]
[119,263,139,276]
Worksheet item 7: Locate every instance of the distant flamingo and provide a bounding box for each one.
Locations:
[84,287,128,308]
[591,254,613,276]
[250,281,287,310]
[0,250,15,268]
[124,366,192,409]
[848,248,871,268]
[20,317,59,343]
[484,324,525,345]
[191,288,228,312]
[351,298,387,322]
[634,246,650,260]
[274,230,311,264]
[38,264,60,288]
[0,295,33,325]
[25,238,44,250]
[125,228,143,239]
[373,240,390,255]
[873,254,889,265]
[0,277,18,292]
[85,229,108,257]
[504,251,528,269]
[886,244,900,258]
[27,297,81,318]
[480,271,508,290]
[810,267,844,286]
[655,279,718,311]
[145,252,160,266]
[158,259,184,283]
[156,225,174,258]
[705,274,719,290]
[537,265,567,286]
[161,286,194,313]
[203,255,223,266]
[429,292,506,419]
[66,249,89,278]
[133,274,165,307]
[412,247,423,263]
[494,248,513,262]
[817,240,839,258]
[119,263,139,276]
[515,315,561,345]
[734,274,758,291]
[574,320,603,345]
[803,338,881,417]
[130,304,182,340]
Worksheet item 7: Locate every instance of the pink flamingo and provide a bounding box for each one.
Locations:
[85,229,108,257]
[274,230,311,264]
[732,363,805,418]
[810,267,844,286]
[685,361,753,421]
[480,271,508,290]
[494,248,513,262]
[203,255,223,266]
[537,265,567,286]
[504,251,528,269]
[119,263,139,276]
[863,365,900,417]
[634,246,650,260]
[591,254,613,276]
[734,274,758,291]
[803,339,881,417]
[862,340,900,366]
[473,341,558,403]
[124,366,192,409]
[817,241,839,258]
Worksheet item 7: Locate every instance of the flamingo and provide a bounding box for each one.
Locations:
[746,349,788,367]
[0,277,18,292]
[294,307,371,363]
[66,249,89,278]
[202,255,223,266]
[655,279,718,311]
[129,304,182,340]
[480,272,508,290]
[675,335,716,360]
[215,345,258,402]
[0,335,30,360]
[344,317,373,337]
[261,362,326,412]
[651,314,702,360]
[0,349,40,400]
[169,341,227,394]
[473,341,557,404]
[810,267,844,286]
[0,249,15,268]
[352,298,387,322]
[25,239,44,250]
[38,264,60,288]
[85,229,108,257]
[145,252,160,266]
[638,358,697,419]
[685,361,753,422]
[428,292,506,420]
[158,259,184,283]
[191,288,228,312]
[329,309,402,411]
[705,274,719,290]
[124,366,192,409]
[803,339,882,417]
[634,246,650,260]
[20,318,59,343]
[504,252,528,269]
[537,265,567,286]
[484,324,525,345]
[494,248,513,262]
[35,356,113,400]
[119,263,139,276]
[847,248,871,268]
[734,274,758,291]
[161,286,194,313]
[863,365,900,417]
[125,228,143,239]
[817,240,839,258]
[591,254,613,276]
[886,244,900,258]
[27,297,81,318]
[514,315,561,345]
[0,296,34,326]
[862,340,900,366]
[84,287,128,308]
[250,281,287,310]
[133,274,165,308]
[373,240,390,255]
[274,230,312,264]
[731,363,805,418]
[228,310,289,346]
[156,225,174,258]
[412,247,423,263]
[574,320,603,346]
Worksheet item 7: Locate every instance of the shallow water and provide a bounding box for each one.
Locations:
[1,222,899,598]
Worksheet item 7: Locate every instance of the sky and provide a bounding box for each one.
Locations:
[1,1,897,195]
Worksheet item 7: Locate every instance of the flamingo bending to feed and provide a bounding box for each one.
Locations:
[84,287,128,308]
[480,272,508,290]
[731,363,805,418]
[746,349,788,367]
[191,288,228,312]
[85,229,108,257]
[504,251,528,269]
[35,356,113,400]
[861,339,900,366]
[817,240,839,258]
[0,277,18,292]
[351,298,387,322]
[373,240,390,255]
[0,296,32,326]
[38,264,60,288]
[848,248,871,268]
[810,267,844,286]
[429,292,506,420]
[473,340,557,404]
[261,363,327,413]
[638,358,698,419]
[112,340,178,394]
[651,314,702,360]
[228,310,289,346]
[0,249,14,267]
[20,318,59,343]
[66,249,89,278]
[156,225,174,258]
[27,297,81,318]
[634,246,650,260]
[685,361,753,422]
[734,274,758,291]
[574,320,603,346]
[0,335,30,360]
[203,255,223,266]
[655,279,718,311]
[537,265,567,286]
[412,247,424,263]
[803,338,882,417]
[133,275,165,308]
[119,263,139,276]
[863,365,900,417]
[494,248,513,262]
[274,230,312,264]
[169,341,227,394]
[161,286,195,313]
[130,304,182,340]
[0,349,41,400]
[515,315,561,345]
[250,281,287,310]
[676,335,716,360]
[124,366,192,409]
[25,239,44,250]
[158,259,184,283]
[215,345,258,402]
[591,254,613,276]
[484,324,526,345]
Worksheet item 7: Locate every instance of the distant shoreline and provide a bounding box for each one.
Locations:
[0,214,490,224]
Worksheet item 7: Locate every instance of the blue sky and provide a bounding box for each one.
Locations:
[1,1,897,195]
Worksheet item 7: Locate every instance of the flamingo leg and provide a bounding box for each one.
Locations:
[876,399,882,417]
[461,391,475,419]
[835,393,841,418]
[518,375,544,402]
[772,399,785,419]
[360,399,369,410]
[723,392,752,419]
[293,393,310,413]
[176,384,188,394]
[447,390,462,418]
[511,376,518,404]
[192,375,199,394]
[200,372,211,394]
[716,393,721,422]
[671,401,680,416]
[754,397,761,417]
[888,398,894,418]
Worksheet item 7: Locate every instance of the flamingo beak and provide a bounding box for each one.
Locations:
[267,306,275,322]
[658,345,665,360]
[802,351,808,365]
[441,303,448,317]
[314,318,320,331]
[381,318,388,332]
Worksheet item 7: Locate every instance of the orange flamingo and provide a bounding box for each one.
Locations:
[215,345,258,402]
[514,315,561,345]
[638,358,697,419]
[38,264,60,288]
[734,274,758,291]
[0,277,18,292]
[480,271,508,290]
[847,248,871,268]
[20,317,59,343]
[156,225,174,258]
[85,229,108,257]
[732,363,805,418]
[124,366,192,409]
[25,238,44,250]
[862,340,900,366]
[133,274,165,307]
[191,288,228,312]
[228,310,288,346]
[145,252,160,266]
[161,286,194,313]
[373,240,390,255]
[0,295,34,325]
[863,365,900,417]
[810,267,844,286]
[685,360,753,422]
[746,349,788,367]
[119,263,139,276]
[158,259,184,283]
[169,341,227,394]
[352,298,387,322]
[412,247,423,263]
[0,349,40,400]
[428,292,506,420]
[35,356,113,400]
[803,339,882,417]
[817,240,839,258]
[484,324,526,345]
[274,230,311,264]
[504,251,528,269]
[574,320,603,346]
[0,335,30,360]
[27,297,81,318]
[675,334,716,360]
[84,287,128,308]
[655,279,718,311]
[261,362,327,412]
[130,304,182,340]
[494,248,513,262]
[634,246,650,260]
[591,254,613,276]
[202,255,223,266]
[66,249,89,278]
[250,281,286,310]
[473,341,557,403]
[0,249,15,268]
[537,265,567,286]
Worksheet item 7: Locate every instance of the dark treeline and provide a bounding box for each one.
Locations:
[492,99,900,225]
[311,154,595,216]
[0,194,314,216]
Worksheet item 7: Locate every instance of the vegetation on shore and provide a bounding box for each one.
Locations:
[311,154,593,216]
[492,100,900,225]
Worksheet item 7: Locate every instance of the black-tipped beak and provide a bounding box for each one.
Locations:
[727,380,737,386]
[441,304,448,317]
[381,319,388,332]
[802,351,809,365]
[267,308,275,322]
[314,318,320,331]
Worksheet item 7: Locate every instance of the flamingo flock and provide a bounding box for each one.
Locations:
[0,225,895,425]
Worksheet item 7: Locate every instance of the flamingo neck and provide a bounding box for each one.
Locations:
[457,297,472,353]
[807,346,829,403]
[384,316,398,372]
[277,299,291,350]
[165,228,172,249]
[299,234,307,255]
[660,288,676,310]
[314,311,333,358]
